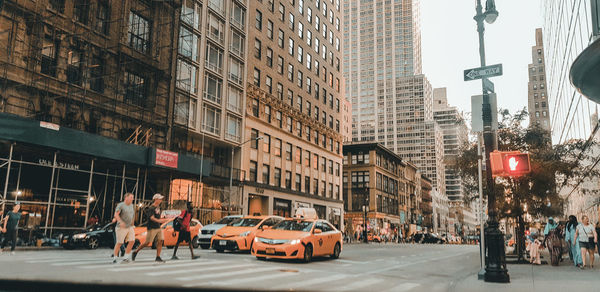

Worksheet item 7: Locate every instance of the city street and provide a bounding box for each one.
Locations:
[0,244,478,291]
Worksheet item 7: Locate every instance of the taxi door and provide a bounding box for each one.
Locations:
[313,221,329,256]
[162,221,178,246]
[321,221,336,253]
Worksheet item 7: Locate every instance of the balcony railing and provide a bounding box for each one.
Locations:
[205,60,223,75]
[229,44,245,58]
[228,72,244,86]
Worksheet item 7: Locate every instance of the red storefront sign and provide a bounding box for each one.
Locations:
[155,149,178,168]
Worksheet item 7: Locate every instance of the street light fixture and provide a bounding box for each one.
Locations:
[230,136,264,210]
[473,0,510,283]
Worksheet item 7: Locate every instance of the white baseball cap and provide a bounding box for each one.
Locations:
[152,193,164,200]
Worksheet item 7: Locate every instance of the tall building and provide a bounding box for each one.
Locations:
[542,1,599,144]
[343,0,422,143]
[242,0,345,229]
[0,1,240,234]
[527,28,551,132]
[433,88,468,203]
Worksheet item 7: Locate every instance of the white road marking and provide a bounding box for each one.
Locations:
[145,261,241,276]
[216,271,299,286]
[27,257,108,263]
[386,282,420,292]
[181,266,278,284]
[108,260,216,272]
[337,278,386,291]
[364,252,471,275]
[271,274,349,290]
[337,259,364,264]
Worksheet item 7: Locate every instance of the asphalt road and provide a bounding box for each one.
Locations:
[0,243,479,291]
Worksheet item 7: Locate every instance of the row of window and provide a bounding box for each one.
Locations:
[248,161,341,200]
[342,152,370,165]
[249,128,341,175]
[249,99,341,154]
[48,0,110,35]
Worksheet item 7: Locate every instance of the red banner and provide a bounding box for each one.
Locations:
[155,149,178,168]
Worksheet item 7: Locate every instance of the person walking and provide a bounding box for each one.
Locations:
[565,215,582,268]
[171,202,200,260]
[132,194,168,263]
[1,203,22,254]
[574,215,598,269]
[112,193,136,263]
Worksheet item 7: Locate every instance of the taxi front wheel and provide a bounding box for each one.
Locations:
[331,242,341,259]
[303,244,313,263]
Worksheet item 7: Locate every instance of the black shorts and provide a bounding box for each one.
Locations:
[580,241,595,250]
[177,230,191,243]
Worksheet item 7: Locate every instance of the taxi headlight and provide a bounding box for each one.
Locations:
[290,239,300,245]
[73,233,87,239]
[254,237,260,243]
[240,231,251,237]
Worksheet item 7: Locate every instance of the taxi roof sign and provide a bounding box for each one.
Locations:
[294,208,318,220]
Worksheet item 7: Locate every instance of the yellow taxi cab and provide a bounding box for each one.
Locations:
[211,215,283,253]
[251,208,342,262]
[134,218,202,248]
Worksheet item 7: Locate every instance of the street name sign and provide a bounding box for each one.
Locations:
[471,93,498,132]
[483,78,495,93]
[464,64,503,81]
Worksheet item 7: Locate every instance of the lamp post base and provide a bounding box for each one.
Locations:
[484,224,510,283]
[477,268,486,280]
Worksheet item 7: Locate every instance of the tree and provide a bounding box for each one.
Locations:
[456,108,597,261]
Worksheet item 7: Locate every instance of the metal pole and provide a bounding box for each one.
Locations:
[15,156,22,202]
[101,170,109,222]
[474,0,509,283]
[84,159,95,228]
[230,146,234,210]
[477,133,486,279]
[120,164,126,201]
[43,152,57,236]
[49,169,60,237]
[2,144,13,208]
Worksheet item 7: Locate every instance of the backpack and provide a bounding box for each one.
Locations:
[173,211,185,232]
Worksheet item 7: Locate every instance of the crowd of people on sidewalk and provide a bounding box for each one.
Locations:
[527,214,600,269]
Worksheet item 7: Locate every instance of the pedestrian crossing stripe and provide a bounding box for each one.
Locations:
[271,273,349,290]
[147,262,254,277]
[180,266,278,284]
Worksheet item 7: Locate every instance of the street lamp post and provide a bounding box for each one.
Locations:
[362,205,368,243]
[230,136,263,211]
[473,0,510,283]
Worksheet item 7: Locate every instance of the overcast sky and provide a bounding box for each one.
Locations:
[421,0,542,125]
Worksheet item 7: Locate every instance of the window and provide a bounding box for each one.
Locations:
[89,55,104,92]
[263,164,270,184]
[351,171,370,188]
[328,160,333,175]
[335,17,340,31]
[313,179,318,195]
[297,96,303,111]
[263,134,271,152]
[295,146,302,164]
[307,30,312,46]
[286,116,293,132]
[285,171,292,189]
[315,38,320,53]
[274,139,282,156]
[306,77,312,93]
[266,75,273,93]
[230,30,245,57]
[297,70,303,88]
[95,0,110,35]
[335,120,340,132]
[128,11,151,53]
[179,27,199,61]
[305,150,311,166]
[306,53,312,70]
[205,44,224,73]
[67,48,83,85]
[298,22,304,38]
[274,168,281,187]
[203,105,221,134]
[335,163,340,176]
[289,13,295,30]
[208,0,225,14]
[266,48,273,67]
[321,156,326,172]
[299,0,304,14]
[308,7,312,23]
[278,29,285,47]
[124,71,146,107]
[306,126,311,141]
[297,46,303,63]
[250,129,259,149]
[204,73,222,104]
[328,183,333,198]
[305,176,310,193]
[227,86,243,113]
[288,38,295,55]
[277,56,284,74]
[174,93,191,126]
[276,111,282,127]
[226,115,241,142]
[176,59,197,94]
[315,106,319,120]
[249,161,257,182]
[321,180,326,196]
[279,3,285,21]
[295,174,301,191]
[288,64,294,81]
[267,20,274,39]
[285,143,292,160]
[265,105,271,122]
[335,98,340,112]
[313,154,318,169]
[254,38,262,59]
[49,0,65,13]
[255,10,262,30]
[74,0,89,25]
[277,83,283,99]
[268,0,275,11]
[542,111,547,117]
[207,13,225,42]
[335,37,340,51]
[231,3,246,30]
[253,68,261,86]
[251,98,259,117]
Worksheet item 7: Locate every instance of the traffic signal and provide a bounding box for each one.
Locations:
[489,151,531,177]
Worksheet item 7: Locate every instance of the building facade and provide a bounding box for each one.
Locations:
[542,1,599,144]
[241,0,345,229]
[342,0,422,143]
[433,88,467,203]
[420,175,433,231]
[527,28,551,132]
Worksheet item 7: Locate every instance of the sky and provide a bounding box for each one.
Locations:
[421,0,543,125]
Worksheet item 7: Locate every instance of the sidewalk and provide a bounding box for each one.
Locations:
[452,253,600,292]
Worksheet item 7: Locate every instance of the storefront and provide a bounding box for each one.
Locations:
[273,198,292,217]
[247,194,269,216]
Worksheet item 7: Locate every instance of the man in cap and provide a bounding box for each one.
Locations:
[132,194,169,262]
[112,193,135,263]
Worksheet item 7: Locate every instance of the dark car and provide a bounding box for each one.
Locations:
[62,222,127,249]
[413,232,444,244]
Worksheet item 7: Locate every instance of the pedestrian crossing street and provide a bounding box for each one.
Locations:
[5,248,431,291]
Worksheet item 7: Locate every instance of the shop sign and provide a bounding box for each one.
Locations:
[369,218,377,229]
[255,187,265,194]
[155,149,178,168]
[38,159,80,170]
[40,121,60,131]
[296,201,310,209]
[331,208,341,216]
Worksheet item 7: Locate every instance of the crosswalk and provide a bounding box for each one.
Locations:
[2,250,429,291]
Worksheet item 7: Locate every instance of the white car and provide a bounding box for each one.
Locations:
[198,215,243,249]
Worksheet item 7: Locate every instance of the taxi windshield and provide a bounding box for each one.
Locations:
[273,220,314,232]
[216,217,239,225]
[229,218,262,227]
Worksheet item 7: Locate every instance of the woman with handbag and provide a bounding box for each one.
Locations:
[574,215,598,269]
[171,202,200,260]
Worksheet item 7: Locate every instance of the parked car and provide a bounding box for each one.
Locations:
[211,215,283,253]
[252,208,342,262]
[412,232,444,244]
[198,215,243,249]
[134,218,202,248]
[62,222,121,249]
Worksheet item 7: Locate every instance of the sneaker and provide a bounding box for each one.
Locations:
[112,258,118,264]
[192,255,201,260]
[131,251,138,261]
[155,256,165,263]
[171,255,179,260]
[10,251,15,255]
